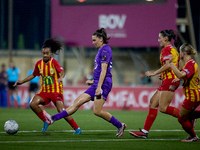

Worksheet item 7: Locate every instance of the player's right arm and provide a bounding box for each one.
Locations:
[14,74,35,86]
[146,60,171,77]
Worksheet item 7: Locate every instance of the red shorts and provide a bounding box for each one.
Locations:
[182,99,200,110]
[157,79,180,92]
[36,92,64,105]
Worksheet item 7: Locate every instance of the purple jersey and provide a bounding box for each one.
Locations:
[93,44,112,84]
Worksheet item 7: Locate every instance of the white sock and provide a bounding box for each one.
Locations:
[142,129,148,133]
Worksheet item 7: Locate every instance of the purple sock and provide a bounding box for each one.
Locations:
[109,116,122,128]
[52,110,69,121]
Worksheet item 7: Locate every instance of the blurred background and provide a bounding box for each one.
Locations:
[0,0,199,87]
[0,0,199,109]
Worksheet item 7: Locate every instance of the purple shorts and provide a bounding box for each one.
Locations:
[84,82,112,101]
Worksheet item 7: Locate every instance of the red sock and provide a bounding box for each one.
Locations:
[165,106,180,118]
[143,108,158,131]
[178,115,196,137]
[67,118,79,130]
[36,111,47,122]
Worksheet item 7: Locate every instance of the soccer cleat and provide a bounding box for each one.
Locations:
[43,110,54,125]
[129,129,148,138]
[42,121,49,132]
[46,120,51,125]
[116,123,127,137]
[182,135,199,142]
[73,128,82,134]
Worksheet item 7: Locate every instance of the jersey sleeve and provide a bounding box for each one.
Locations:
[182,61,195,79]
[162,47,171,61]
[53,59,64,73]
[100,48,112,64]
[33,62,40,76]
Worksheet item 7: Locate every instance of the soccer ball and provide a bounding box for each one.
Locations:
[4,120,19,135]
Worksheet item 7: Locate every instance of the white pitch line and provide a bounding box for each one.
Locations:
[1,129,200,134]
[0,138,181,144]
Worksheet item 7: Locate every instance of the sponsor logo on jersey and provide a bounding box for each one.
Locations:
[183,69,190,74]
[102,56,107,61]
[50,68,54,75]
[163,56,169,60]
[169,85,176,90]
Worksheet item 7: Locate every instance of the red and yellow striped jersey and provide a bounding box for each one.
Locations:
[182,59,200,102]
[33,58,64,94]
[160,44,180,80]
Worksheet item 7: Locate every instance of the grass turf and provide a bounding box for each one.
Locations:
[0,108,200,150]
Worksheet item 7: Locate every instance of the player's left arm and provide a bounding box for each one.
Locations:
[57,70,65,83]
[96,63,107,98]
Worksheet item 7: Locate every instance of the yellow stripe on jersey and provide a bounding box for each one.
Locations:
[60,76,63,95]
[49,61,55,93]
[184,88,189,100]
[161,47,179,80]
[41,61,46,92]
[171,48,179,67]
[192,89,199,102]
[167,71,172,79]
[53,65,60,93]
[38,64,42,92]
[45,64,50,93]
[185,62,200,90]
[183,61,200,102]
[197,89,200,102]
[168,48,178,79]
[190,90,195,102]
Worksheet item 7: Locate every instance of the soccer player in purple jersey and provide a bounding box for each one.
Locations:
[43,28,126,137]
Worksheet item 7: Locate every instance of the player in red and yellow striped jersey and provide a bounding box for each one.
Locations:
[33,57,64,95]
[14,38,82,134]
[160,44,180,80]
[169,43,200,142]
[130,30,183,138]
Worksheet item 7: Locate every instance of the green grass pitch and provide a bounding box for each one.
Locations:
[0,108,200,150]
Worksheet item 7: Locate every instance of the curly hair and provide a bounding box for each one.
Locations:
[42,38,62,54]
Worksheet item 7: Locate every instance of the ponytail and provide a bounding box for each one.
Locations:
[93,28,110,44]
[160,29,180,48]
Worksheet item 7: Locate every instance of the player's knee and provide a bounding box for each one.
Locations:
[149,101,153,108]
[159,107,166,113]
[93,109,101,117]
[149,101,158,109]
[29,101,36,109]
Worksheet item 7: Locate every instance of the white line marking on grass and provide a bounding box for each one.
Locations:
[0,139,181,144]
[1,129,200,134]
